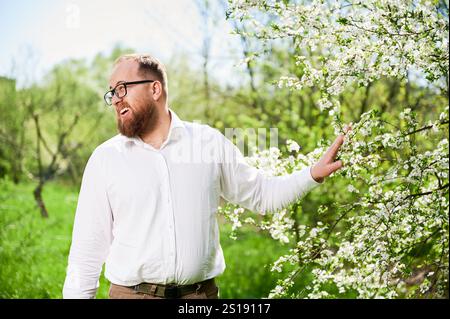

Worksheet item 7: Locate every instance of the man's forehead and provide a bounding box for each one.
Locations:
[109,60,140,88]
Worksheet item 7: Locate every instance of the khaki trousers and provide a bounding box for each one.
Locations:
[108,279,219,299]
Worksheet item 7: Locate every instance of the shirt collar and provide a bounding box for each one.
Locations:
[169,108,185,132]
[121,108,186,149]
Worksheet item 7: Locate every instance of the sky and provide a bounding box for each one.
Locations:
[0,0,246,87]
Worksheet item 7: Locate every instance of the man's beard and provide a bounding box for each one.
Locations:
[117,101,157,138]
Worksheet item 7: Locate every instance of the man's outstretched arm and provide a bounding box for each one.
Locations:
[219,126,351,214]
[63,149,113,299]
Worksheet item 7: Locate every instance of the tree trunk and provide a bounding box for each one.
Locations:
[359,82,372,118]
[33,181,49,218]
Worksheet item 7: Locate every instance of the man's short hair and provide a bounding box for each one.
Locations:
[114,54,168,96]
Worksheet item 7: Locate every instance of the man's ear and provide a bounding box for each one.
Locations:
[152,81,163,100]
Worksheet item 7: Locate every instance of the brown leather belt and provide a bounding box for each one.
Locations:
[131,278,214,299]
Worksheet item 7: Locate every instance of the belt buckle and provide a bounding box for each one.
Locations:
[163,284,180,299]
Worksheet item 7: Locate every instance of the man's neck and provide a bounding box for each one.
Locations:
[140,107,171,149]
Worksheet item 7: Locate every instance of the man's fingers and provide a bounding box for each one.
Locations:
[326,135,345,160]
[327,160,343,174]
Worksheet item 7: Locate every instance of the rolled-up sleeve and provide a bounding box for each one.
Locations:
[63,149,113,299]
[219,133,321,214]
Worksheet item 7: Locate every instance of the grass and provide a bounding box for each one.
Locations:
[0,178,293,299]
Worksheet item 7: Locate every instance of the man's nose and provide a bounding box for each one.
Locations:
[112,94,123,106]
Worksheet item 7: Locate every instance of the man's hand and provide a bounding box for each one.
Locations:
[310,125,352,183]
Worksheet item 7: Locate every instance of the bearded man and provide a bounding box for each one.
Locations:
[62,54,349,299]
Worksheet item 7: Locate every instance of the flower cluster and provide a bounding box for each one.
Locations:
[228,0,449,131]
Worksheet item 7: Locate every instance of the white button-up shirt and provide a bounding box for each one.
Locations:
[62,109,321,298]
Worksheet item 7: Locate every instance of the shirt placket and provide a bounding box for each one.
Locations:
[159,151,177,282]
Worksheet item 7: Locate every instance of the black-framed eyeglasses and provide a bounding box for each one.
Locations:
[104,80,155,105]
